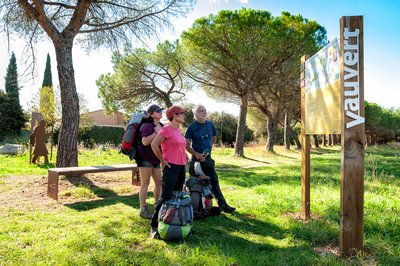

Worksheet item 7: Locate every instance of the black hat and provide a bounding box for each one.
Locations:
[147,104,164,113]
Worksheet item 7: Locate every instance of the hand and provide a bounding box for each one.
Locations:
[154,124,162,133]
[161,160,171,170]
[195,152,205,162]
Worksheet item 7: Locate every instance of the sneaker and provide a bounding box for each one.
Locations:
[140,206,153,219]
[150,227,160,239]
[219,204,236,214]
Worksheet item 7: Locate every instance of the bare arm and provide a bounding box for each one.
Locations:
[185,139,205,162]
[141,124,162,146]
[142,132,158,146]
[212,136,217,145]
[151,134,169,169]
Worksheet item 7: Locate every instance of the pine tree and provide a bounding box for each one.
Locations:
[5,52,19,103]
[42,53,53,88]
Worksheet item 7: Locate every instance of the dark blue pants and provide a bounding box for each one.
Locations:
[189,156,227,206]
[151,163,186,228]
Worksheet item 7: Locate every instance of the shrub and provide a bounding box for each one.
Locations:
[53,126,124,148]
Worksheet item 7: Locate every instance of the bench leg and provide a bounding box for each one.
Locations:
[47,171,59,200]
[131,168,140,186]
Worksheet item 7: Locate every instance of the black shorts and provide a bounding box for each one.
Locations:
[137,159,161,169]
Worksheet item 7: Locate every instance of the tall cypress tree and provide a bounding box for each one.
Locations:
[42,53,53,88]
[40,53,55,127]
[5,52,19,103]
[2,52,26,136]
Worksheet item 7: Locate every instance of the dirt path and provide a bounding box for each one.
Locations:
[0,173,140,213]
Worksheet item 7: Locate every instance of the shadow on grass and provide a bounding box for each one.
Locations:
[36,162,56,169]
[64,193,140,211]
[186,213,322,264]
[311,147,340,154]
[90,211,332,265]
[218,161,341,189]
[62,175,140,211]
[242,156,271,165]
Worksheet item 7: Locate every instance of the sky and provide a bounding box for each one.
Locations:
[0,0,399,116]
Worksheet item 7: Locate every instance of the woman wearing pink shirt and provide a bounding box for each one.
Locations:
[150,105,188,238]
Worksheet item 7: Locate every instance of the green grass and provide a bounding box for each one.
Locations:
[0,147,132,177]
[0,145,399,265]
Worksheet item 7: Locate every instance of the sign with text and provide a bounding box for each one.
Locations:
[339,15,364,256]
[304,38,341,134]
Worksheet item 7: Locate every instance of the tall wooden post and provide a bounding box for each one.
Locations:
[339,16,365,256]
[300,55,310,220]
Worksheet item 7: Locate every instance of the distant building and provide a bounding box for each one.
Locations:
[84,109,126,127]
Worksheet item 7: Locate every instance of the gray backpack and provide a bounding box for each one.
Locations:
[185,162,220,220]
[185,176,214,220]
[158,191,194,241]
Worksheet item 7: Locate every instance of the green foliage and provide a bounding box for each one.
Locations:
[208,111,254,145]
[181,103,195,128]
[0,129,30,146]
[53,126,124,148]
[80,126,125,148]
[0,145,399,264]
[39,86,55,125]
[247,107,268,139]
[1,1,195,167]
[42,53,53,88]
[1,52,26,139]
[182,9,327,153]
[365,101,400,144]
[4,52,19,101]
[97,40,188,113]
[0,92,26,140]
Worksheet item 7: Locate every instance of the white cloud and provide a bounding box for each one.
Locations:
[239,0,249,3]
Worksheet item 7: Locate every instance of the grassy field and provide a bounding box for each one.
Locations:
[0,144,399,265]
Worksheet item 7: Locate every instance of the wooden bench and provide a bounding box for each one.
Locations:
[47,164,139,200]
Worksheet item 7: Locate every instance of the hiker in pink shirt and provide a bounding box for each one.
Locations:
[150,105,188,238]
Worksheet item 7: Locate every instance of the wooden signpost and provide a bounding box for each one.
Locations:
[301,16,364,256]
[300,55,310,220]
[339,15,364,256]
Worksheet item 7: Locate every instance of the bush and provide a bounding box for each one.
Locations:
[208,111,254,145]
[0,129,30,146]
[53,126,124,148]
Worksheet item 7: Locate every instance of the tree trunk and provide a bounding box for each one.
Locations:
[284,112,291,150]
[55,41,80,167]
[313,134,319,148]
[265,113,278,151]
[323,134,327,146]
[234,95,247,157]
[328,134,333,146]
[289,126,301,150]
[333,134,339,145]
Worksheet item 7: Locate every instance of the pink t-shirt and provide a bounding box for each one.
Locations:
[158,125,187,165]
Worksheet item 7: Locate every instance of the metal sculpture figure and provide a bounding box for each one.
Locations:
[29,112,43,163]
[30,119,53,164]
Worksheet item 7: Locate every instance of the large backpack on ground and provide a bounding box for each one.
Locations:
[185,176,217,220]
[185,162,220,220]
[158,191,194,241]
[120,110,147,161]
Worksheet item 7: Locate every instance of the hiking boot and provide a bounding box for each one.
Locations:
[140,206,153,219]
[150,227,160,239]
[219,204,236,214]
